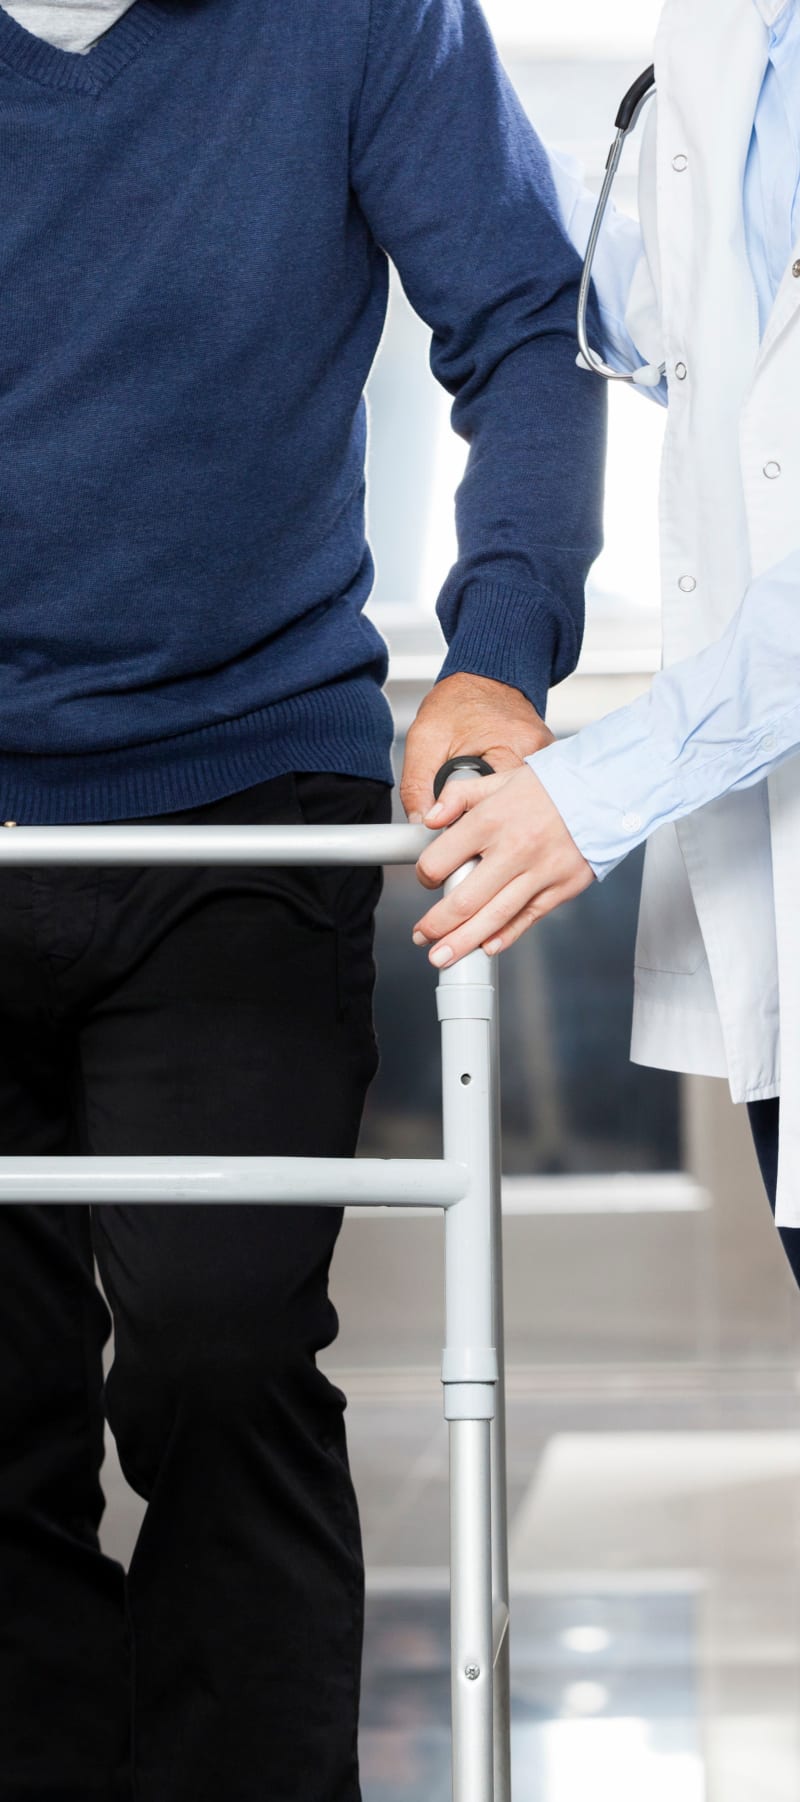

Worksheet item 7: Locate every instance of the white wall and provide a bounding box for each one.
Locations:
[482,0,662,59]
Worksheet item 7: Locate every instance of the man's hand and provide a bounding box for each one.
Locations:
[399,672,553,822]
[411,762,594,966]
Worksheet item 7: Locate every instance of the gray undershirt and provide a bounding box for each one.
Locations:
[0,0,134,54]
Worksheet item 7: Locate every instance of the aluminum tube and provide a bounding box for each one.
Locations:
[0,823,429,867]
[488,998,512,1802]
[0,1156,468,1207]
[439,850,498,1798]
[450,1419,494,1802]
[492,1603,510,1668]
[439,944,497,1408]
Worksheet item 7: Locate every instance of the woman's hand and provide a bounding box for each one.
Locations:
[412,763,594,967]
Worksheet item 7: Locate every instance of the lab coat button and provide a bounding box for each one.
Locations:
[763,461,782,480]
[678,575,697,593]
[672,154,688,172]
[793,260,800,278]
[675,362,688,380]
[622,812,642,834]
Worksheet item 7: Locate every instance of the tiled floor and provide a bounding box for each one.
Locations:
[361,1589,702,1802]
[101,1365,800,1800]
[93,1085,800,1797]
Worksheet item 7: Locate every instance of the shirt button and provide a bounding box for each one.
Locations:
[675,361,688,380]
[672,153,689,172]
[763,461,782,479]
[622,812,643,834]
[763,733,776,752]
[678,575,697,593]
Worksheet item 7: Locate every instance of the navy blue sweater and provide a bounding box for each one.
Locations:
[0,0,605,822]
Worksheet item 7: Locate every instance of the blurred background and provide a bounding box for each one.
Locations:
[104,3,800,1796]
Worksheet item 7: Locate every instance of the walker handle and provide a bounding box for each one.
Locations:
[432,755,494,803]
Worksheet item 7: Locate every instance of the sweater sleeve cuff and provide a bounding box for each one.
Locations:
[435,582,565,718]
[527,699,688,882]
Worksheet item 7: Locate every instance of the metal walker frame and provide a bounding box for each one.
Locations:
[0,781,511,1802]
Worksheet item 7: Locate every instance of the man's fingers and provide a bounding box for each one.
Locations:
[404,754,507,825]
[475,744,522,773]
[400,733,521,822]
[400,776,435,824]
[399,728,440,821]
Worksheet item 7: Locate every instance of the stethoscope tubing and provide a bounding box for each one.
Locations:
[576,64,661,386]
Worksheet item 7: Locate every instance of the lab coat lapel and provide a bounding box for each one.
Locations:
[756,238,800,368]
[654,0,768,414]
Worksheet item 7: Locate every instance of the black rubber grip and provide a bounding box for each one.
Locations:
[433,755,495,803]
[615,65,655,132]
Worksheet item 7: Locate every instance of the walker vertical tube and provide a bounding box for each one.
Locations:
[450,1415,494,1802]
[438,910,499,1802]
[489,997,512,1802]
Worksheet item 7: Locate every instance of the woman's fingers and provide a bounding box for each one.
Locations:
[416,775,521,892]
[413,845,543,944]
[412,763,596,966]
[424,771,510,832]
[414,872,544,967]
[416,867,594,968]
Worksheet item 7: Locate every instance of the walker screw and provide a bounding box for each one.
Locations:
[464,1664,480,1681]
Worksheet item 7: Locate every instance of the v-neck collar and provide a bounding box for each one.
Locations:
[0,0,167,93]
[751,0,794,31]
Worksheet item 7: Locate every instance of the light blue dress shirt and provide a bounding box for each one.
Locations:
[531,0,800,881]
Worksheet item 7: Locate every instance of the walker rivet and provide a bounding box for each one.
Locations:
[465,1663,480,1681]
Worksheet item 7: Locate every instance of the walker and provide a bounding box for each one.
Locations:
[0,757,511,1802]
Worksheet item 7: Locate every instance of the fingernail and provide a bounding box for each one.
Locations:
[408,812,423,825]
[425,802,444,823]
[412,930,427,947]
[430,944,453,968]
[485,938,504,956]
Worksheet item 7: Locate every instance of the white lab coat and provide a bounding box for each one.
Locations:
[613,0,800,1225]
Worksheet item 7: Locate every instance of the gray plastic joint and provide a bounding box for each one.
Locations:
[436,985,495,1023]
[443,1382,496,1422]
[441,1347,498,1385]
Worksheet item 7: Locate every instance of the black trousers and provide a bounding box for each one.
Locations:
[0,770,391,1802]
[747,1097,800,1289]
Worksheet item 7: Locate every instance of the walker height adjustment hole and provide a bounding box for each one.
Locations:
[461,1073,472,1085]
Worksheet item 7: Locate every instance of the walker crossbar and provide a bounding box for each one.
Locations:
[0,823,429,864]
[0,808,511,1802]
[0,1155,469,1206]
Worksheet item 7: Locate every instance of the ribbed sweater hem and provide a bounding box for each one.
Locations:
[436,581,566,719]
[0,678,395,824]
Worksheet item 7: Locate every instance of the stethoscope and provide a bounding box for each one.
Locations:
[576,64,665,387]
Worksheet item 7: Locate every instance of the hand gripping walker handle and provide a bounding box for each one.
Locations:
[432,755,494,803]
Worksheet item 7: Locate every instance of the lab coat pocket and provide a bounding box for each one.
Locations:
[634,824,708,977]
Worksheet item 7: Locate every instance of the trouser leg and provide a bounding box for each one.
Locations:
[747,1097,800,1289]
[80,773,389,1802]
[0,883,130,1800]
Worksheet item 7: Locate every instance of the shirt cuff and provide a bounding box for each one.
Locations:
[527,699,688,882]
[436,582,568,718]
